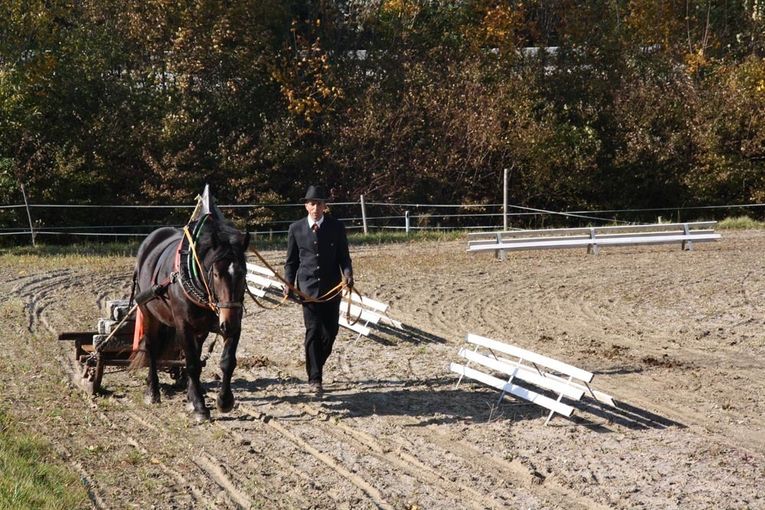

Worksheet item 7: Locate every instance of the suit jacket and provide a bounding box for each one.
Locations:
[284,215,352,298]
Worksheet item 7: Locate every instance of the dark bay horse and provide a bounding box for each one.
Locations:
[130,216,249,421]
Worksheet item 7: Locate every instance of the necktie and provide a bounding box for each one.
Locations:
[312,223,319,233]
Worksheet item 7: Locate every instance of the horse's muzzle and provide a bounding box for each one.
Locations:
[217,302,242,336]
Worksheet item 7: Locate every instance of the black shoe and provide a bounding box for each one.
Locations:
[309,382,323,396]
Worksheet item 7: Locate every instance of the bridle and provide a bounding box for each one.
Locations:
[204,254,245,311]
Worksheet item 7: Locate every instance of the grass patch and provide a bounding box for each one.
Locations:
[251,228,466,251]
[0,240,140,258]
[0,228,467,258]
[0,408,89,510]
[718,216,765,230]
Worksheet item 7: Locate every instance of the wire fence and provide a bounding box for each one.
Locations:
[1,199,763,244]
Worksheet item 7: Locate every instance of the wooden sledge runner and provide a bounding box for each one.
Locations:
[59,300,185,395]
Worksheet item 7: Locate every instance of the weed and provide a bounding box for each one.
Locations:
[718,216,765,230]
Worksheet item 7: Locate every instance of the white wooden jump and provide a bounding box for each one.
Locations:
[245,262,282,297]
[245,262,403,340]
[450,333,617,425]
[467,221,720,258]
[338,289,404,340]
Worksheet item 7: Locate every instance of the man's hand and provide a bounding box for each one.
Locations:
[344,274,354,289]
[282,284,292,300]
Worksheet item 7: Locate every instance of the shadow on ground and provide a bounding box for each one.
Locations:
[224,376,683,431]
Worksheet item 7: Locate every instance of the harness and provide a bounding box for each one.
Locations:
[177,215,244,313]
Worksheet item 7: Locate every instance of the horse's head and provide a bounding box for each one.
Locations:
[198,220,250,336]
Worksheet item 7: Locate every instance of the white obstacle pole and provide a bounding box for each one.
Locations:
[20,182,35,247]
[360,194,368,235]
[503,167,508,232]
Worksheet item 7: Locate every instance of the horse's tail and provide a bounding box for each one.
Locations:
[128,306,150,370]
[129,322,175,371]
[128,269,138,308]
[128,336,150,370]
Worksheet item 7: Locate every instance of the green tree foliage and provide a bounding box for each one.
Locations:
[0,0,763,231]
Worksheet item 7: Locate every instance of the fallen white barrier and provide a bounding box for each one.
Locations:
[451,333,617,424]
[246,262,403,340]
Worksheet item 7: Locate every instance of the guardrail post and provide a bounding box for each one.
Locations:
[495,232,506,261]
[681,223,693,251]
[360,194,368,234]
[405,210,410,235]
[587,228,599,255]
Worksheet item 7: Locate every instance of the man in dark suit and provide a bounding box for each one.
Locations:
[284,185,353,395]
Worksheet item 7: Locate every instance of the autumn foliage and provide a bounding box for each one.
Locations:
[1,1,763,228]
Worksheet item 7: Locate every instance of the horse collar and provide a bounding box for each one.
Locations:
[176,224,243,312]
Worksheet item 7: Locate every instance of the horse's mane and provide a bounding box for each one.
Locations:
[194,218,248,262]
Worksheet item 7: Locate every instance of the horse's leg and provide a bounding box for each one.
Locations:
[144,316,162,404]
[217,332,240,413]
[178,324,210,422]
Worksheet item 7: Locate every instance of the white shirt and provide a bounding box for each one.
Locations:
[307,216,325,230]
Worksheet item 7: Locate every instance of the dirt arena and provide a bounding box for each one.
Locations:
[1,230,763,509]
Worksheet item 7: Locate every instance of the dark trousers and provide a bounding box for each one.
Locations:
[302,297,341,383]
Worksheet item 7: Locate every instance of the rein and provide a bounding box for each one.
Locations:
[247,246,362,325]
[181,221,244,314]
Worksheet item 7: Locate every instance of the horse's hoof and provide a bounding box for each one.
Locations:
[193,409,211,423]
[144,391,161,405]
[216,394,235,413]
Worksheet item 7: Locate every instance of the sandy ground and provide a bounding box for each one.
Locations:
[1,230,763,509]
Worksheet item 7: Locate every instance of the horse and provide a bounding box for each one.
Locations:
[129,215,249,422]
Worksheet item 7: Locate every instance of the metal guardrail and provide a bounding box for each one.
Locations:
[467,221,721,259]
[0,199,760,244]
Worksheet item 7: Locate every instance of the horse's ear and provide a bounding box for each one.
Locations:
[209,228,220,248]
[242,231,251,250]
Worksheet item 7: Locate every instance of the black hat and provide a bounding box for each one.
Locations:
[303,185,328,202]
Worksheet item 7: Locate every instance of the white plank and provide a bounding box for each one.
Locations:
[245,262,276,277]
[468,228,593,239]
[458,348,585,401]
[586,388,616,407]
[595,229,717,240]
[592,221,716,233]
[247,285,266,298]
[378,315,404,329]
[468,235,591,248]
[340,303,381,324]
[338,315,371,336]
[342,289,389,313]
[467,221,717,240]
[466,334,594,382]
[513,368,615,407]
[450,363,574,417]
[246,273,281,289]
[594,233,720,246]
[468,233,719,252]
[491,233,718,251]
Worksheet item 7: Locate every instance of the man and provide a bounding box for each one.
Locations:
[284,185,353,395]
